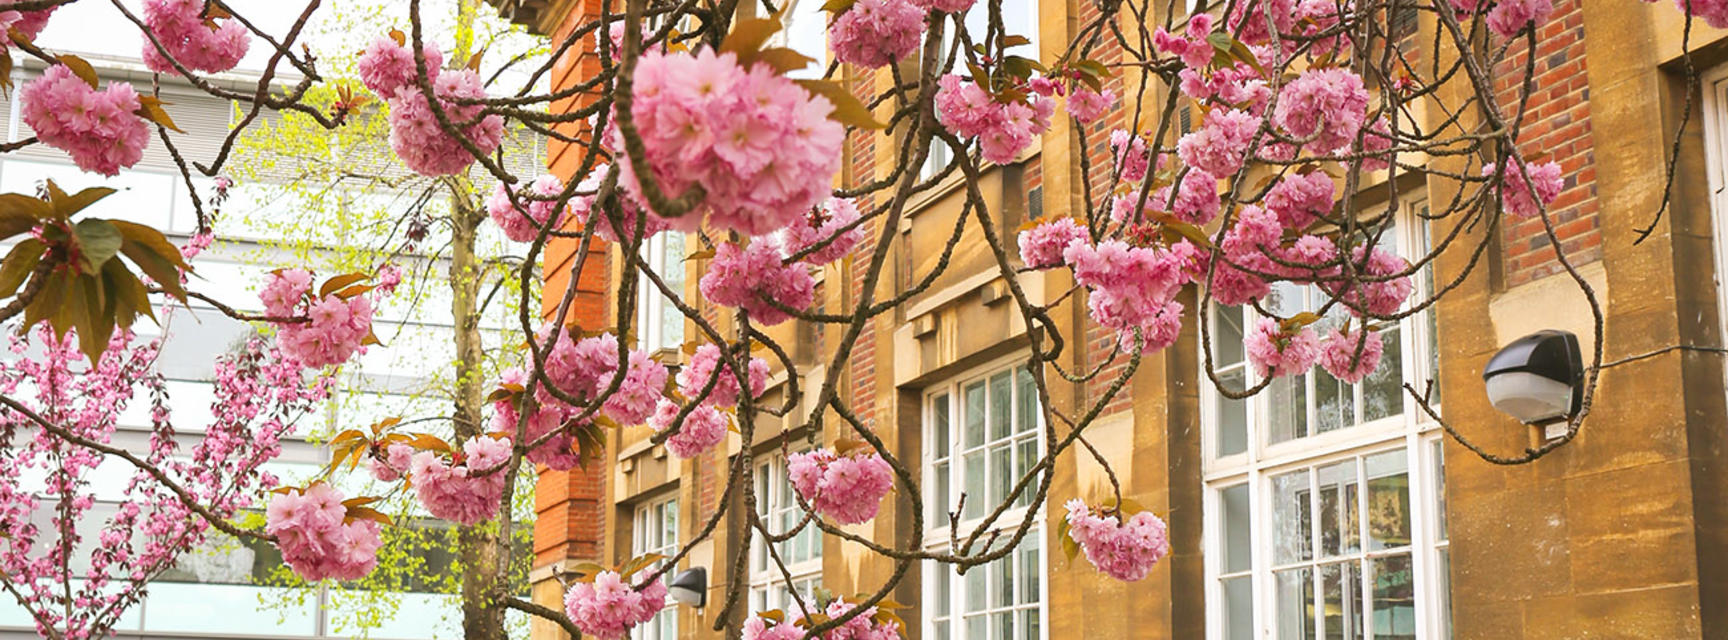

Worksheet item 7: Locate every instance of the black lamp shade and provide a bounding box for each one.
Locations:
[668,567,706,608]
[1481,330,1583,424]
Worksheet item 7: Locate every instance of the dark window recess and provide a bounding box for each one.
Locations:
[1391,2,1419,37]
[1179,105,1193,134]
[1028,186,1044,220]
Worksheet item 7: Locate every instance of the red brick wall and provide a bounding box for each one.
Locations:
[1075,0,1135,418]
[1493,0,1601,287]
[535,0,611,569]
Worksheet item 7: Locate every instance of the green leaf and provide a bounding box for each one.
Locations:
[101,258,154,329]
[1206,31,1233,52]
[72,218,122,274]
[0,193,52,222]
[1001,34,1032,48]
[56,54,98,89]
[22,268,65,332]
[820,0,857,13]
[71,273,113,364]
[795,79,885,130]
[0,239,44,298]
[134,96,184,134]
[1073,59,1110,79]
[1057,517,1080,563]
[52,186,117,219]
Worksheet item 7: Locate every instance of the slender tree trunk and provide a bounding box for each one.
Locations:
[449,180,506,640]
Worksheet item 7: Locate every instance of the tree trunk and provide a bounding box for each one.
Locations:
[449,180,506,640]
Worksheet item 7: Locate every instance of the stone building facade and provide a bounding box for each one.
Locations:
[492,0,1728,637]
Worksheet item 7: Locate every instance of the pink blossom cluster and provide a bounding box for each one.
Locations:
[1263,171,1335,229]
[568,164,670,243]
[370,442,416,482]
[1485,0,1555,37]
[648,398,729,458]
[387,66,506,176]
[1272,68,1369,156]
[1292,0,1354,57]
[1110,129,1153,184]
[141,0,250,74]
[1244,317,1322,378]
[357,36,445,97]
[491,367,583,471]
[1018,217,1089,269]
[265,484,383,581]
[537,329,670,425]
[1152,13,1217,70]
[676,343,769,407]
[1483,159,1564,218]
[699,240,815,326]
[1178,62,1272,110]
[563,570,669,640]
[1160,169,1222,225]
[1063,499,1171,582]
[1319,245,1414,317]
[1318,327,1384,384]
[0,2,55,42]
[19,65,151,177]
[1066,87,1116,124]
[829,0,925,69]
[1226,0,1297,44]
[787,448,895,525]
[1673,0,1728,28]
[742,600,902,640]
[1177,108,1259,176]
[781,198,866,266]
[408,435,513,525]
[610,49,844,237]
[1063,239,1194,351]
[260,269,376,369]
[487,175,569,242]
[1280,234,1339,284]
[934,74,1055,164]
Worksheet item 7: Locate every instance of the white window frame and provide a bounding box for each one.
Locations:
[635,231,686,353]
[631,494,679,640]
[748,452,824,618]
[1200,198,1450,640]
[921,354,1048,640]
[1698,64,1728,391]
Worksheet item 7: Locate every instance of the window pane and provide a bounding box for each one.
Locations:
[966,615,987,639]
[990,373,1012,441]
[1275,567,1314,640]
[1363,327,1403,422]
[1214,305,1246,365]
[1365,450,1411,551]
[965,566,987,613]
[1370,554,1416,640]
[993,553,1014,608]
[1320,561,1363,640]
[1223,576,1253,640]
[658,232,686,349]
[1317,460,1360,558]
[1016,367,1038,436]
[1019,539,1040,605]
[935,461,951,520]
[1437,549,1452,639]
[963,451,985,520]
[1268,374,1308,444]
[990,444,1012,509]
[1315,368,1352,434]
[1221,484,1252,574]
[937,564,952,616]
[1014,438,1036,509]
[934,393,952,458]
[1432,440,1448,541]
[1217,367,1249,456]
[965,382,987,448]
[994,611,1014,639]
[1272,471,1313,564]
[1018,609,1041,640]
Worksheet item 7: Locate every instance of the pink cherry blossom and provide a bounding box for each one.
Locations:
[649,398,729,458]
[1486,0,1554,37]
[266,484,383,581]
[1067,87,1115,123]
[262,270,376,369]
[612,49,844,237]
[1676,0,1728,27]
[699,240,815,326]
[1111,129,1153,184]
[488,175,570,242]
[1318,327,1384,384]
[1177,108,1259,176]
[1226,0,1297,44]
[829,0,925,69]
[551,333,668,425]
[1482,159,1563,218]
[1264,171,1335,230]
[141,0,250,74]
[387,69,506,176]
[1280,234,1339,283]
[358,36,444,97]
[1153,13,1217,69]
[676,343,769,407]
[564,570,669,640]
[935,75,1054,164]
[1,2,55,41]
[1018,217,1089,269]
[19,65,151,176]
[787,447,895,525]
[1320,245,1414,317]
[782,197,866,265]
[1169,169,1221,225]
[567,164,672,243]
[1244,317,1322,378]
[1273,68,1369,155]
[1063,499,1171,582]
[491,368,583,471]
[369,443,416,482]
[409,435,513,525]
